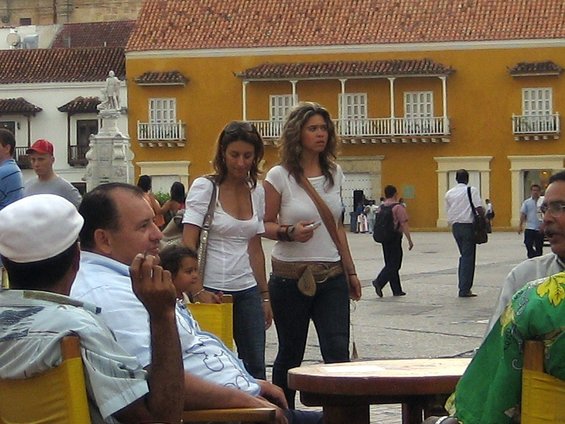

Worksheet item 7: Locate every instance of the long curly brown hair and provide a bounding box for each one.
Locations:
[278,102,338,187]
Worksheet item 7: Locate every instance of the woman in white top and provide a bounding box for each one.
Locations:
[182,121,272,380]
[263,102,362,407]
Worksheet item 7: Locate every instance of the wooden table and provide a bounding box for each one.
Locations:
[288,357,470,424]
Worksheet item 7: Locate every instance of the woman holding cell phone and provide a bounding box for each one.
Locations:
[263,101,362,408]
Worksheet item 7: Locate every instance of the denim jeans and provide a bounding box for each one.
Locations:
[374,233,404,295]
[524,229,544,258]
[212,285,266,380]
[452,223,476,295]
[269,272,350,408]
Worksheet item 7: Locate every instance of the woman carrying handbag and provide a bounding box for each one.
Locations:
[263,102,362,407]
[182,121,271,380]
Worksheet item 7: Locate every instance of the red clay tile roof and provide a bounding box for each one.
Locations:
[127,0,565,52]
[237,59,453,80]
[52,20,136,48]
[0,47,125,84]
[0,98,42,114]
[134,71,188,85]
[509,61,563,76]
[58,96,101,114]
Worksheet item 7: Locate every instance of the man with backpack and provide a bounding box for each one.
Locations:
[372,185,414,297]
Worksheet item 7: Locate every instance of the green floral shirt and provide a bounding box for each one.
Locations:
[447,272,565,423]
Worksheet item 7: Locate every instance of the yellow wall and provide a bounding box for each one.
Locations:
[127,45,565,229]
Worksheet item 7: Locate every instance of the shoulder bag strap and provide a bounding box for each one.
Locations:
[297,175,347,261]
[197,176,217,281]
[467,186,478,216]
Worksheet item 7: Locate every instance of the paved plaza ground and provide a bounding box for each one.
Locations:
[262,230,531,423]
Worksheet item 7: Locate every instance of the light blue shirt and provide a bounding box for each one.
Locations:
[520,197,542,230]
[71,251,260,396]
[0,158,23,210]
[0,290,148,423]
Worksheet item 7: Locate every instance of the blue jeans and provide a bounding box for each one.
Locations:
[374,233,404,295]
[211,285,266,380]
[269,272,350,408]
[452,223,476,295]
[286,409,323,424]
[524,229,544,258]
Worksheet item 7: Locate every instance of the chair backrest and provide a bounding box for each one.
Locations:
[521,340,565,423]
[186,294,234,350]
[0,336,91,424]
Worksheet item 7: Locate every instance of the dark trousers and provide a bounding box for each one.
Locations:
[452,223,476,295]
[374,234,404,295]
[269,273,350,408]
[524,229,544,258]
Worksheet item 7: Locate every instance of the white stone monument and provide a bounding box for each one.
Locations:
[84,71,134,191]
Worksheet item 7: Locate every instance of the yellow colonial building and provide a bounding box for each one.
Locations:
[126,0,565,230]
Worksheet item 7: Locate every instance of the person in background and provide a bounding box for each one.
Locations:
[182,121,271,380]
[137,174,165,229]
[485,198,494,233]
[372,185,414,297]
[518,184,544,258]
[366,201,378,234]
[0,128,23,211]
[444,169,484,298]
[24,139,82,208]
[0,194,184,424]
[161,181,186,225]
[263,101,362,407]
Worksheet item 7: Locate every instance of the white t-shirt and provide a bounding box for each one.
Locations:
[265,165,343,263]
[183,177,265,291]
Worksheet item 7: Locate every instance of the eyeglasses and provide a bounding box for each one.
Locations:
[539,201,565,217]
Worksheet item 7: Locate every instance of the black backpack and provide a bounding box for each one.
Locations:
[372,203,400,243]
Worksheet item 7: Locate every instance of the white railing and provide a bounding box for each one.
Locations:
[137,121,186,141]
[249,117,449,139]
[512,113,560,134]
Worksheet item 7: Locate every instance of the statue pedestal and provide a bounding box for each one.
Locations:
[84,109,134,191]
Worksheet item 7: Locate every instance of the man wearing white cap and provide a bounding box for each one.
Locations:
[0,194,183,424]
[24,139,82,208]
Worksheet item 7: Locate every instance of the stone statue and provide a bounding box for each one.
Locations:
[98,70,121,111]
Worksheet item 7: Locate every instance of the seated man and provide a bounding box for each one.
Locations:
[424,271,565,424]
[487,170,565,334]
[71,183,321,424]
[0,194,183,424]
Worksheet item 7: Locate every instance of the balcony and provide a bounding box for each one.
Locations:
[137,121,186,147]
[512,113,560,141]
[14,147,31,169]
[250,116,450,144]
[68,145,89,167]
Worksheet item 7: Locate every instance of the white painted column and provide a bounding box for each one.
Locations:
[388,77,396,134]
[339,79,347,134]
[290,80,297,104]
[242,81,248,121]
[441,76,448,133]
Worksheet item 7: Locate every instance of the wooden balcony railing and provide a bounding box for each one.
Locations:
[137,121,186,141]
[14,147,31,169]
[250,116,450,141]
[68,145,89,167]
[512,113,560,135]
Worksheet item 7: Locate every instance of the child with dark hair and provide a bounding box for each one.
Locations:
[159,245,201,301]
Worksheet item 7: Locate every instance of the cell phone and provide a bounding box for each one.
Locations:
[305,221,322,229]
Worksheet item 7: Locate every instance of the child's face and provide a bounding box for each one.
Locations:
[173,256,199,298]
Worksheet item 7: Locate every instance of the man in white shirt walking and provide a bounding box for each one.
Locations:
[445,169,484,297]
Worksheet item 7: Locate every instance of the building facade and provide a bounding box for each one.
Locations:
[126,0,565,229]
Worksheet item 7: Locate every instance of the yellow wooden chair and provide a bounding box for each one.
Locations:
[521,340,565,423]
[0,336,91,424]
[185,294,234,350]
[0,335,275,424]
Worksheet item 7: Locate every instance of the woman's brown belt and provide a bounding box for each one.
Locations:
[271,258,343,296]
